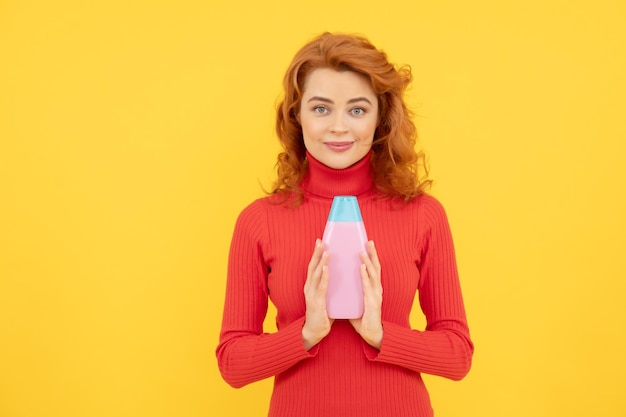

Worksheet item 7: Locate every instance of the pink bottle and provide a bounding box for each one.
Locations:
[322,196,368,319]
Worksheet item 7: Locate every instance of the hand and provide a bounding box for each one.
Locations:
[350,240,383,349]
[302,239,334,350]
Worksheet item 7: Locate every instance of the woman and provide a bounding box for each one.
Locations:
[216,32,473,417]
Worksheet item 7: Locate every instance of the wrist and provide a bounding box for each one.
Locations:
[301,325,322,351]
[364,328,383,350]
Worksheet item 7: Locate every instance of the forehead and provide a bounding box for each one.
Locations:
[302,68,376,98]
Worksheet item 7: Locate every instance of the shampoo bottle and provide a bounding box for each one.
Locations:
[322,196,368,319]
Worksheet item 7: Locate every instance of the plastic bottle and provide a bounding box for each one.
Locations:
[322,196,368,319]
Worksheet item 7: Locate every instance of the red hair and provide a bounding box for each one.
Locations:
[272,32,431,203]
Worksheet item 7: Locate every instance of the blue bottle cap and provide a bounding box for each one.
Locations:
[327,196,363,222]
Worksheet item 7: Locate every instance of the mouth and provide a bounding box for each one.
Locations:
[324,141,354,152]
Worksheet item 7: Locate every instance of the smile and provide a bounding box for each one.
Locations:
[324,142,354,152]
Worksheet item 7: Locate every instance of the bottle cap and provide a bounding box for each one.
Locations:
[327,196,363,222]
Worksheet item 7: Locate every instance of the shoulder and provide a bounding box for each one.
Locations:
[414,193,447,213]
[235,196,276,223]
[409,193,451,228]
[232,198,270,238]
[401,193,446,214]
[234,194,296,227]
[227,200,273,264]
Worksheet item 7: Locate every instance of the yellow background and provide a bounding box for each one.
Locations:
[1,0,625,416]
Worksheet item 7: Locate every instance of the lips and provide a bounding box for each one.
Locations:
[324,142,354,152]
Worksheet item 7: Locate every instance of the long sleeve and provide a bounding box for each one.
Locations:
[365,196,474,380]
[216,154,472,416]
[215,201,314,388]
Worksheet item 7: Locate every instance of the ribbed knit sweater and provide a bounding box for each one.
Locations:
[216,153,473,417]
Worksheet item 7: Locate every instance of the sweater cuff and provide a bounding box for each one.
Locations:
[363,320,405,361]
[279,316,321,359]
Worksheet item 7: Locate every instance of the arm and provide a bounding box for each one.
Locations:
[365,196,474,381]
[215,202,315,388]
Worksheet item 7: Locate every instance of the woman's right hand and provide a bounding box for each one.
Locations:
[302,239,334,350]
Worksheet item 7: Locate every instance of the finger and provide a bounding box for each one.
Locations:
[366,240,381,270]
[319,264,329,293]
[360,242,381,285]
[359,263,372,291]
[314,252,329,290]
[307,239,324,270]
[306,239,325,282]
[359,252,377,282]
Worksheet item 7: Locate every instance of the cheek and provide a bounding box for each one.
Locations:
[360,119,378,139]
[300,121,318,147]
[300,122,311,140]
[301,117,323,137]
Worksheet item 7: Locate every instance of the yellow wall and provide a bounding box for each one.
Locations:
[1,0,625,416]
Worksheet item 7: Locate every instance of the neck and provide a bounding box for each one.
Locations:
[300,151,375,199]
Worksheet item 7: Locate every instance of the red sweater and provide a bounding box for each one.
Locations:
[216,153,473,417]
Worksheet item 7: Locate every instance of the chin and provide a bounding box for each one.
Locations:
[325,156,360,169]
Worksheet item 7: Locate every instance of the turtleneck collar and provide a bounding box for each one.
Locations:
[300,151,375,199]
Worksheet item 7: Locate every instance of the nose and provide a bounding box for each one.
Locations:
[330,113,349,134]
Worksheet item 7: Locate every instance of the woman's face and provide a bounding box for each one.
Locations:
[299,68,379,170]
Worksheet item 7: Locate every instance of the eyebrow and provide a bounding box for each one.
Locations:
[307,96,373,105]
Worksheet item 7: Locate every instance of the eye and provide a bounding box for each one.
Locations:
[313,106,329,114]
[351,107,366,116]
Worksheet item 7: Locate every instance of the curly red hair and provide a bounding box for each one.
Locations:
[272,32,431,203]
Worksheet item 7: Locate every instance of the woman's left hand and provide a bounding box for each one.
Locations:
[349,240,383,349]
